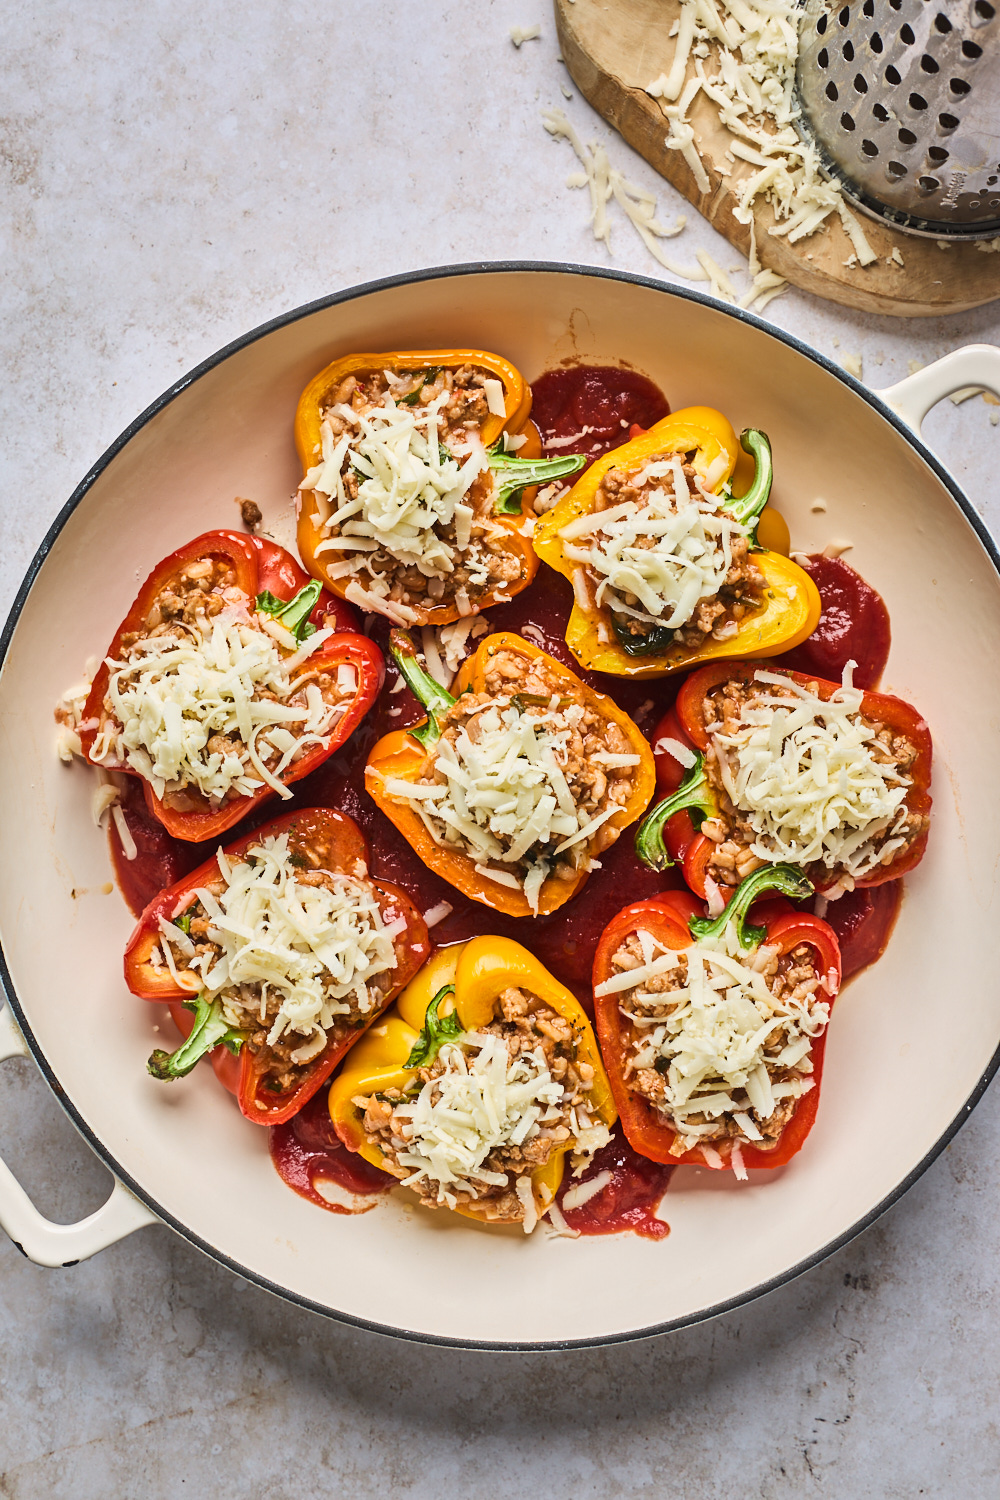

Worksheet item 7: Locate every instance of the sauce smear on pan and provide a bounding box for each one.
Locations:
[270,1087,394,1213]
[557,1124,674,1239]
[780,554,891,689]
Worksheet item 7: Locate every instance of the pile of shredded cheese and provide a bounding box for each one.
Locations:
[379,698,631,913]
[646,0,876,274]
[89,615,343,805]
[158,834,400,1065]
[389,1033,573,1230]
[299,391,493,624]
[595,923,830,1168]
[557,454,745,631]
[711,667,913,878]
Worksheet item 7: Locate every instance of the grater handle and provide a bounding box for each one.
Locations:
[0,1002,158,1267]
[877,346,1000,435]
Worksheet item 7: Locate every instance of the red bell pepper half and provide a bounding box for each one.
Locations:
[592,865,842,1171]
[79,530,383,842]
[636,659,932,898]
[124,806,431,1125]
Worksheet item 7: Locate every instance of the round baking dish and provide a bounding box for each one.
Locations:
[1,264,999,1349]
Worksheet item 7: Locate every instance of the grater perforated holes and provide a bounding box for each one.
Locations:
[888,0,902,9]
[938,111,959,129]
[818,46,830,66]
[887,161,908,178]
[918,176,940,193]
[899,126,918,144]
[839,5,850,23]
[843,39,855,58]
[862,0,874,13]
[861,139,879,155]
[961,39,984,58]
[908,94,929,110]
[870,31,884,51]
[989,175,999,186]
[972,0,994,20]
[899,22,916,43]
[817,11,828,32]
[873,102,890,121]
[921,54,940,72]
[950,77,972,95]
[854,72,868,91]
[928,145,950,162]
[841,110,857,129]
[886,64,902,83]
[934,12,952,31]
[827,80,840,100]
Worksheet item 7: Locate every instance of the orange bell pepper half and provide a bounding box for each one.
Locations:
[124,807,430,1126]
[364,629,657,917]
[533,410,820,679]
[294,348,587,627]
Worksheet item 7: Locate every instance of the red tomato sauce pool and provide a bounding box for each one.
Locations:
[530,365,669,470]
[270,1087,395,1212]
[780,553,891,689]
[556,1124,674,1239]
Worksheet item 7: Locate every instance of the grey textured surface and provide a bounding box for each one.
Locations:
[1,2,999,1495]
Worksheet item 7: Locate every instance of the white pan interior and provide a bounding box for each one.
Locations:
[0,267,995,1347]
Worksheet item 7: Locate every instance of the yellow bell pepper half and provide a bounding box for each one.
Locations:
[533,407,819,680]
[328,938,617,1226]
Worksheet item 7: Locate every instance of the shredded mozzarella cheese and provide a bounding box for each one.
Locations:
[301,393,490,604]
[164,833,397,1056]
[88,616,339,806]
[558,458,749,630]
[712,667,913,877]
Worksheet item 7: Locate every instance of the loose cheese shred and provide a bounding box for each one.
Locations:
[712,666,913,878]
[162,833,398,1058]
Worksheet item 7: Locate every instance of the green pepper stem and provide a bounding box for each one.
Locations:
[389,630,456,749]
[147,996,248,1082]
[256,580,323,642]
[488,451,588,515]
[689,863,813,950]
[404,984,462,1069]
[634,755,715,871]
[720,429,773,535]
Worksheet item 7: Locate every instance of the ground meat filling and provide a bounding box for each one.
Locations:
[394,648,637,911]
[302,364,521,620]
[356,986,607,1224]
[608,930,830,1161]
[694,674,928,892]
[88,558,352,812]
[156,832,397,1098]
[559,454,765,652]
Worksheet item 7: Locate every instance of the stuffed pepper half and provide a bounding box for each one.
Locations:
[295,348,588,627]
[365,630,656,916]
[78,530,383,841]
[636,659,932,899]
[593,867,841,1174]
[533,408,820,678]
[124,808,430,1124]
[329,938,617,1230]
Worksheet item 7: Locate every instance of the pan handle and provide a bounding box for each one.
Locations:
[0,1004,158,1266]
[877,344,1000,435]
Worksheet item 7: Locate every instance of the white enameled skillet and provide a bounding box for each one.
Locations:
[1,264,999,1350]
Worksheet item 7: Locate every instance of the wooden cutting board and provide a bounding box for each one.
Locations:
[554,0,1000,316]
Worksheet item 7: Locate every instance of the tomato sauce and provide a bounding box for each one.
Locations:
[530,365,669,471]
[822,879,902,981]
[557,1124,673,1239]
[269,1086,395,1212]
[780,554,891,689]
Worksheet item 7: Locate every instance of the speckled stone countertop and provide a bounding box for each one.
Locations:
[1,3,999,1496]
